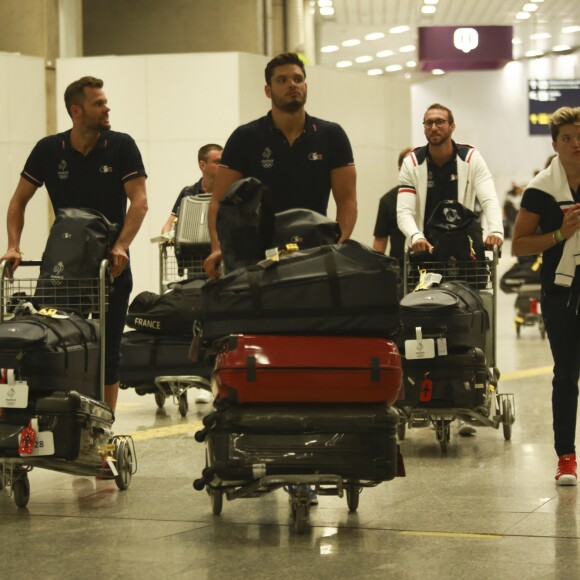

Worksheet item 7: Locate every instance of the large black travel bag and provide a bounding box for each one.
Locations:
[398,347,491,409]
[202,404,400,485]
[35,208,118,314]
[119,331,211,386]
[398,280,488,352]
[201,240,400,340]
[0,312,100,398]
[500,256,541,294]
[0,390,113,461]
[126,279,205,335]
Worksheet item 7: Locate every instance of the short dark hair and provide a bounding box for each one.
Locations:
[425,103,455,125]
[549,106,580,142]
[265,52,306,85]
[198,144,223,162]
[64,76,104,118]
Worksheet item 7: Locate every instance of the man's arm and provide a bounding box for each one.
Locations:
[372,237,388,253]
[161,214,176,234]
[397,161,430,252]
[110,176,148,277]
[330,165,357,242]
[1,177,38,270]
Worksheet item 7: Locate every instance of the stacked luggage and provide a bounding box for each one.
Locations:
[193,236,405,532]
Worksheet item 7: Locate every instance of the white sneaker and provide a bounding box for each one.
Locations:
[457,421,477,436]
[194,388,212,404]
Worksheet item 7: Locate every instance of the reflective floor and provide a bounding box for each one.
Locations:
[1,246,577,580]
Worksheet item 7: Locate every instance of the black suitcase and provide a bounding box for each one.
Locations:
[398,281,488,352]
[399,348,491,408]
[0,390,113,461]
[0,313,100,398]
[201,240,400,340]
[119,331,211,385]
[203,404,399,484]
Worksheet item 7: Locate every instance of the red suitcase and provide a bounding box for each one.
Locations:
[212,335,402,404]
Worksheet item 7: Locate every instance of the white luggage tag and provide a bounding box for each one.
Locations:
[404,327,435,360]
[0,369,29,408]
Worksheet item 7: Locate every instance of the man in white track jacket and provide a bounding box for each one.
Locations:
[397,103,504,253]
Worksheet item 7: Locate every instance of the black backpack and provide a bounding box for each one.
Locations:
[35,208,119,314]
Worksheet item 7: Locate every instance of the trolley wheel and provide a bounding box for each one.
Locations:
[209,488,223,515]
[346,484,361,512]
[515,322,522,338]
[436,420,450,453]
[154,390,166,408]
[294,503,309,534]
[13,475,30,508]
[397,421,406,441]
[502,399,514,441]
[539,321,546,340]
[114,440,133,491]
[178,392,189,417]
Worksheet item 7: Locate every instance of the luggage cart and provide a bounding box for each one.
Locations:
[397,248,515,452]
[0,260,137,507]
[514,283,546,339]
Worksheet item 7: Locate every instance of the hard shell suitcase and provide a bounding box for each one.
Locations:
[399,348,492,408]
[0,390,113,461]
[119,331,211,385]
[203,404,400,485]
[213,334,402,405]
[398,280,488,352]
[202,240,400,340]
[0,313,100,398]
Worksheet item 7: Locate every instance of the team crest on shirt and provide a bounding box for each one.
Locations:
[261,147,274,169]
[308,152,323,161]
[99,165,113,173]
[57,160,69,180]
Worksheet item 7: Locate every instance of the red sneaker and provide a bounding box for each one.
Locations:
[556,454,577,486]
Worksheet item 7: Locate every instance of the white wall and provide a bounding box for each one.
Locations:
[411,53,579,204]
[0,54,49,260]
[57,52,411,297]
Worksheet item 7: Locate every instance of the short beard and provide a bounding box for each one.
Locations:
[281,100,304,113]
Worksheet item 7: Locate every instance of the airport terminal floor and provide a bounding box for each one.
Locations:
[1,243,578,580]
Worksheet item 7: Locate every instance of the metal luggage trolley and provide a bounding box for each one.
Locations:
[397,248,516,452]
[0,260,137,507]
[514,283,546,339]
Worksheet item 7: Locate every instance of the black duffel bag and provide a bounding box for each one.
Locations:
[201,239,400,340]
[398,280,489,352]
[126,278,205,336]
[499,255,541,294]
[272,208,341,249]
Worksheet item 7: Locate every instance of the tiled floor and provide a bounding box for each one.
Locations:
[1,246,577,580]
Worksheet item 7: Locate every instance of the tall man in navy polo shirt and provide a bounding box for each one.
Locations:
[204,52,357,280]
[2,76,148,414]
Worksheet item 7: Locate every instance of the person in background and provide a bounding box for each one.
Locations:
[397,103,504,436]
[1,76,148,418]
[161,144,222,234]
[512,106,580,485]
[203,51,357,281]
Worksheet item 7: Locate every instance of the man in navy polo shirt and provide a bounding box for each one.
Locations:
[203,52,357,280]
[2,76,148,414]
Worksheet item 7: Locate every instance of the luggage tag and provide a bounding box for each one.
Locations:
[259,244,299,268]
[18,418,55,457]
[0,369,29,408]
[404,327,435,360]
[419,372,433,402]
[437,337,448,356]
[414,269,443,291]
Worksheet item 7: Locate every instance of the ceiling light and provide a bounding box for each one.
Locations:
[516,12,531,20]
[522,3,538,11]
[552,44,572,52]
[432,69,445,75]
[336,60,352,68]
[320,45,339,53]
[512,38,522,45]
[422,6,436,14]
[389,26,410,34]
[319,7,334,16]
[355,55,373,63]
[406,60,417,68]
[385,64,403,72]
[342,39,361,47]
[530,33,551,40]
[424,0,439,4]
[524,49,545,57]
[365,32,385,41]
[562,26,580,34]
[404,73,412,80]
[317,0,333,6]
[376,49,394,58]
[531,0,544,3]
[399,45,416,53]
[367,69,383,76]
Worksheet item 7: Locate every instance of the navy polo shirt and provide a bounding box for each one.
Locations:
[220,112,354,215]
[21,129,147,231]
